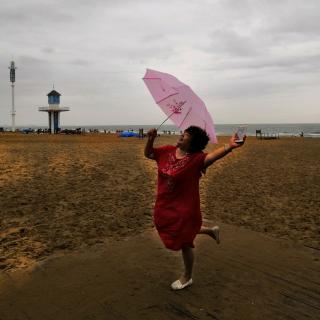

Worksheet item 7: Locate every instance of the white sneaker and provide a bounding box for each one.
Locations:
[212,226,220,244]
[171,278,193,290]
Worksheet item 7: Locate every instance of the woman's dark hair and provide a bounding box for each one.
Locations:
[185,126,210,153]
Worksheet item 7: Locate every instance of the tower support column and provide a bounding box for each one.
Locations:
[51,112,55,134]
[57,112,60,132]
[48,112,51,132]
[11,83,15,132]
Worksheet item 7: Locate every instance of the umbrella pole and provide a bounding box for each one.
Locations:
[156,111,175,131]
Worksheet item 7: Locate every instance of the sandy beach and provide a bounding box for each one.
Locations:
[0,133,319,319]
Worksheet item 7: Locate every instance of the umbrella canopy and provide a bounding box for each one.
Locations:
[143,69,217,144]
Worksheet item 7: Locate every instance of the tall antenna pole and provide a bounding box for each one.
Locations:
[9,61,17,132]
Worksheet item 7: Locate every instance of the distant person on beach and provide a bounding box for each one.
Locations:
[138,128,144,139]
[145,126,246,290]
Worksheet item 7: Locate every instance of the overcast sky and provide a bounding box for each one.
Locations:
[0,0,319,126]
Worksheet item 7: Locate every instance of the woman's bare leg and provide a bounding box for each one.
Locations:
[178,226,219,282]
[179,246,194,284]
[198,226,220,244]
[171,246,194,289]
[172,227,220,289]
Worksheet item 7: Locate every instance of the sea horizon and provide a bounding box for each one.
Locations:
[1,122,320,137]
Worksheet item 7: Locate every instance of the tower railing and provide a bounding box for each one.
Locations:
[39,106,70,111]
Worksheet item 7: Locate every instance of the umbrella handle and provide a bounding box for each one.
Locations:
[156,111,175,131]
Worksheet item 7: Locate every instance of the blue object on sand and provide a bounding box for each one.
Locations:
[120,131,139,137]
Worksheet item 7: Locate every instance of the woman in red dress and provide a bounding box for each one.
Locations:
[145,126,245,290]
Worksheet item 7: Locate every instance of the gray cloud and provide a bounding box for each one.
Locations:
[0,0,319,126]
[0,2,72,28]
[209,29,262,57]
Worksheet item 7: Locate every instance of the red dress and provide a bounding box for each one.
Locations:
[153,145,207,250]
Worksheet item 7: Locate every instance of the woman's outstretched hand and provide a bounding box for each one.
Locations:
[147,128,157,139]
[229,134,246,149]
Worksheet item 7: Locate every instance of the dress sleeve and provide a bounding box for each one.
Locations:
[198,152,208,173]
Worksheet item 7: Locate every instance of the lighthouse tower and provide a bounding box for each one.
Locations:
[39,89,70,134]
[9,61,17,132]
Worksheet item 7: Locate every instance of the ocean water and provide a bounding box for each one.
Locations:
[4,123,320,138]
[62,123,320,138]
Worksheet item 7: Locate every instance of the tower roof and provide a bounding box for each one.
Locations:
[47,90,61,97]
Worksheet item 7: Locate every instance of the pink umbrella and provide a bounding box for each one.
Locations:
[143,68,217,144]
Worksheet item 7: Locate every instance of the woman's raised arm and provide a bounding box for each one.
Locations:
[144,128,158,159]
[203,134,246,169]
